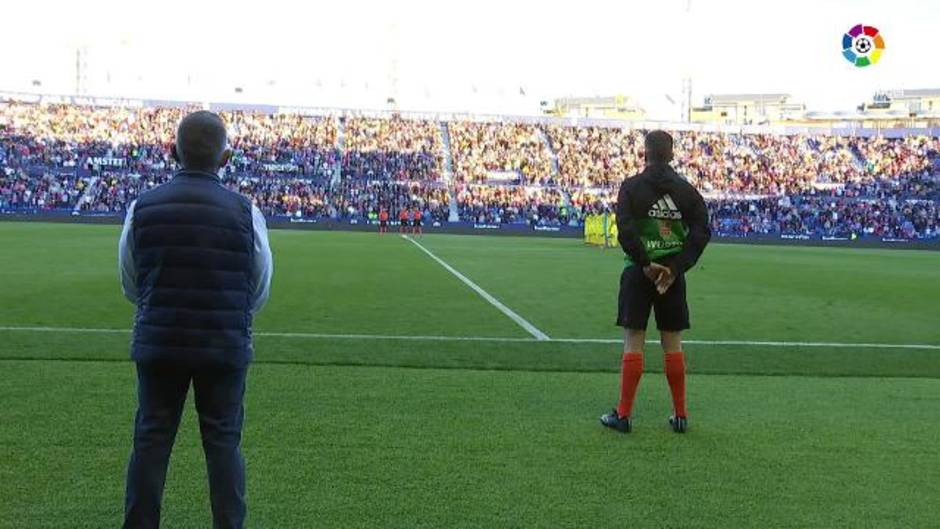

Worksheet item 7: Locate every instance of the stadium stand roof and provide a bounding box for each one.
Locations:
[883,88,940,99]
[2,89,938,138]
[552,96,640,107]
[704,93,792,105]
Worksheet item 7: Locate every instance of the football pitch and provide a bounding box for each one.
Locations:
[1,222,939,528]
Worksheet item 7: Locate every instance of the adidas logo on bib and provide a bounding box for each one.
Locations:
[648,194,683,220]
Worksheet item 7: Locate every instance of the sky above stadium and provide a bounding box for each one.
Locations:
[1,0,938,119]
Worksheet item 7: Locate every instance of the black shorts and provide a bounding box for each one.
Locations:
[380,220,388,228]
[616,264,690,331]
[413,219,422,227]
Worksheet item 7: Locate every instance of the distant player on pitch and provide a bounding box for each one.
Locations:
[399,207,410,234]
[378,207,389,235]
[412,206,423,236]
[601,130,710,434]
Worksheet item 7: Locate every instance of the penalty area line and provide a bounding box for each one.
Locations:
[400,234,551,341]
[0,326,939,350]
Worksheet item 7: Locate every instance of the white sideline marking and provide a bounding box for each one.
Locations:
[1,326,939,350]
[401,235,551,341]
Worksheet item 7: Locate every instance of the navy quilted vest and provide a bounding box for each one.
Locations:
[131,170,254,368]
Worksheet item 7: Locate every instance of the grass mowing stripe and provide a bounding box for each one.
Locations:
[2,359,939,529]
[1,325,938,350]
[7,330,939,378]
[402,234,551,341]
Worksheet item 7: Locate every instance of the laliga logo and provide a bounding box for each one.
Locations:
[842,24,884,67]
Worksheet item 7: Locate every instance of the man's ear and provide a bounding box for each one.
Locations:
[170,144,180,165]
[219,148,232,169]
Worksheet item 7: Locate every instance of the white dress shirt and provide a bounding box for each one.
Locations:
[118,200,274,313]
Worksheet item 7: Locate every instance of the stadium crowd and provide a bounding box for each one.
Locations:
[225,177,331,219]
[546,125,643,188]
[0,168,86,210]
[851,135,939,178]
[448,121,554,185]
[837,170,938,199]
[225,111,338,178]
[342,117,443,180]
[709,194,937,240]
[80,172,164,213]
[0,102,338,178]
[455,185,570,225]
[2,100,938,239]
[332,180,450,223]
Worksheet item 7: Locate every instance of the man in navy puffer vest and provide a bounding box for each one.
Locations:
[118,111,273,529]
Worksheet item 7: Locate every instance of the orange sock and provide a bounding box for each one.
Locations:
[664,352,687,417]
[616,352,644,418]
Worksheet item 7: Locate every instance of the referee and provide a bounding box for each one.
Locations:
[601,130,710,434]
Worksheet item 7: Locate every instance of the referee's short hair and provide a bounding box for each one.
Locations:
[645,130,674,164]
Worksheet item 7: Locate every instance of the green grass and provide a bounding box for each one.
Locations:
[0,222,938,528]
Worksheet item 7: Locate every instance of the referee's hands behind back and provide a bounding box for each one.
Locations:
[643,263,675,295]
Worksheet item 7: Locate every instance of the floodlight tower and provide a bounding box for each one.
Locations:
[681,77,692,123]
[679,0,693,122]
[75,46,89,95]
[386,21,401,111]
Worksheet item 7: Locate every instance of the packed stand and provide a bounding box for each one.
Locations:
[709,194,938,240]
[545,126,643,188]
[850,135,940,180]
[0,103,184,173]
[455,184,571,226]
[224,177,331,218]
[331,180,450,222]
[671,131,785,194]
[0,102,339,179]
[570,187,617,219]
[544,126,939,196]
[2,99,939,240]
[223,111,338,179]
[80,172,169,213]
[448,121,554,185]
[0,168,87,210]
[0,102,182,146]
[342,117,443,180]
